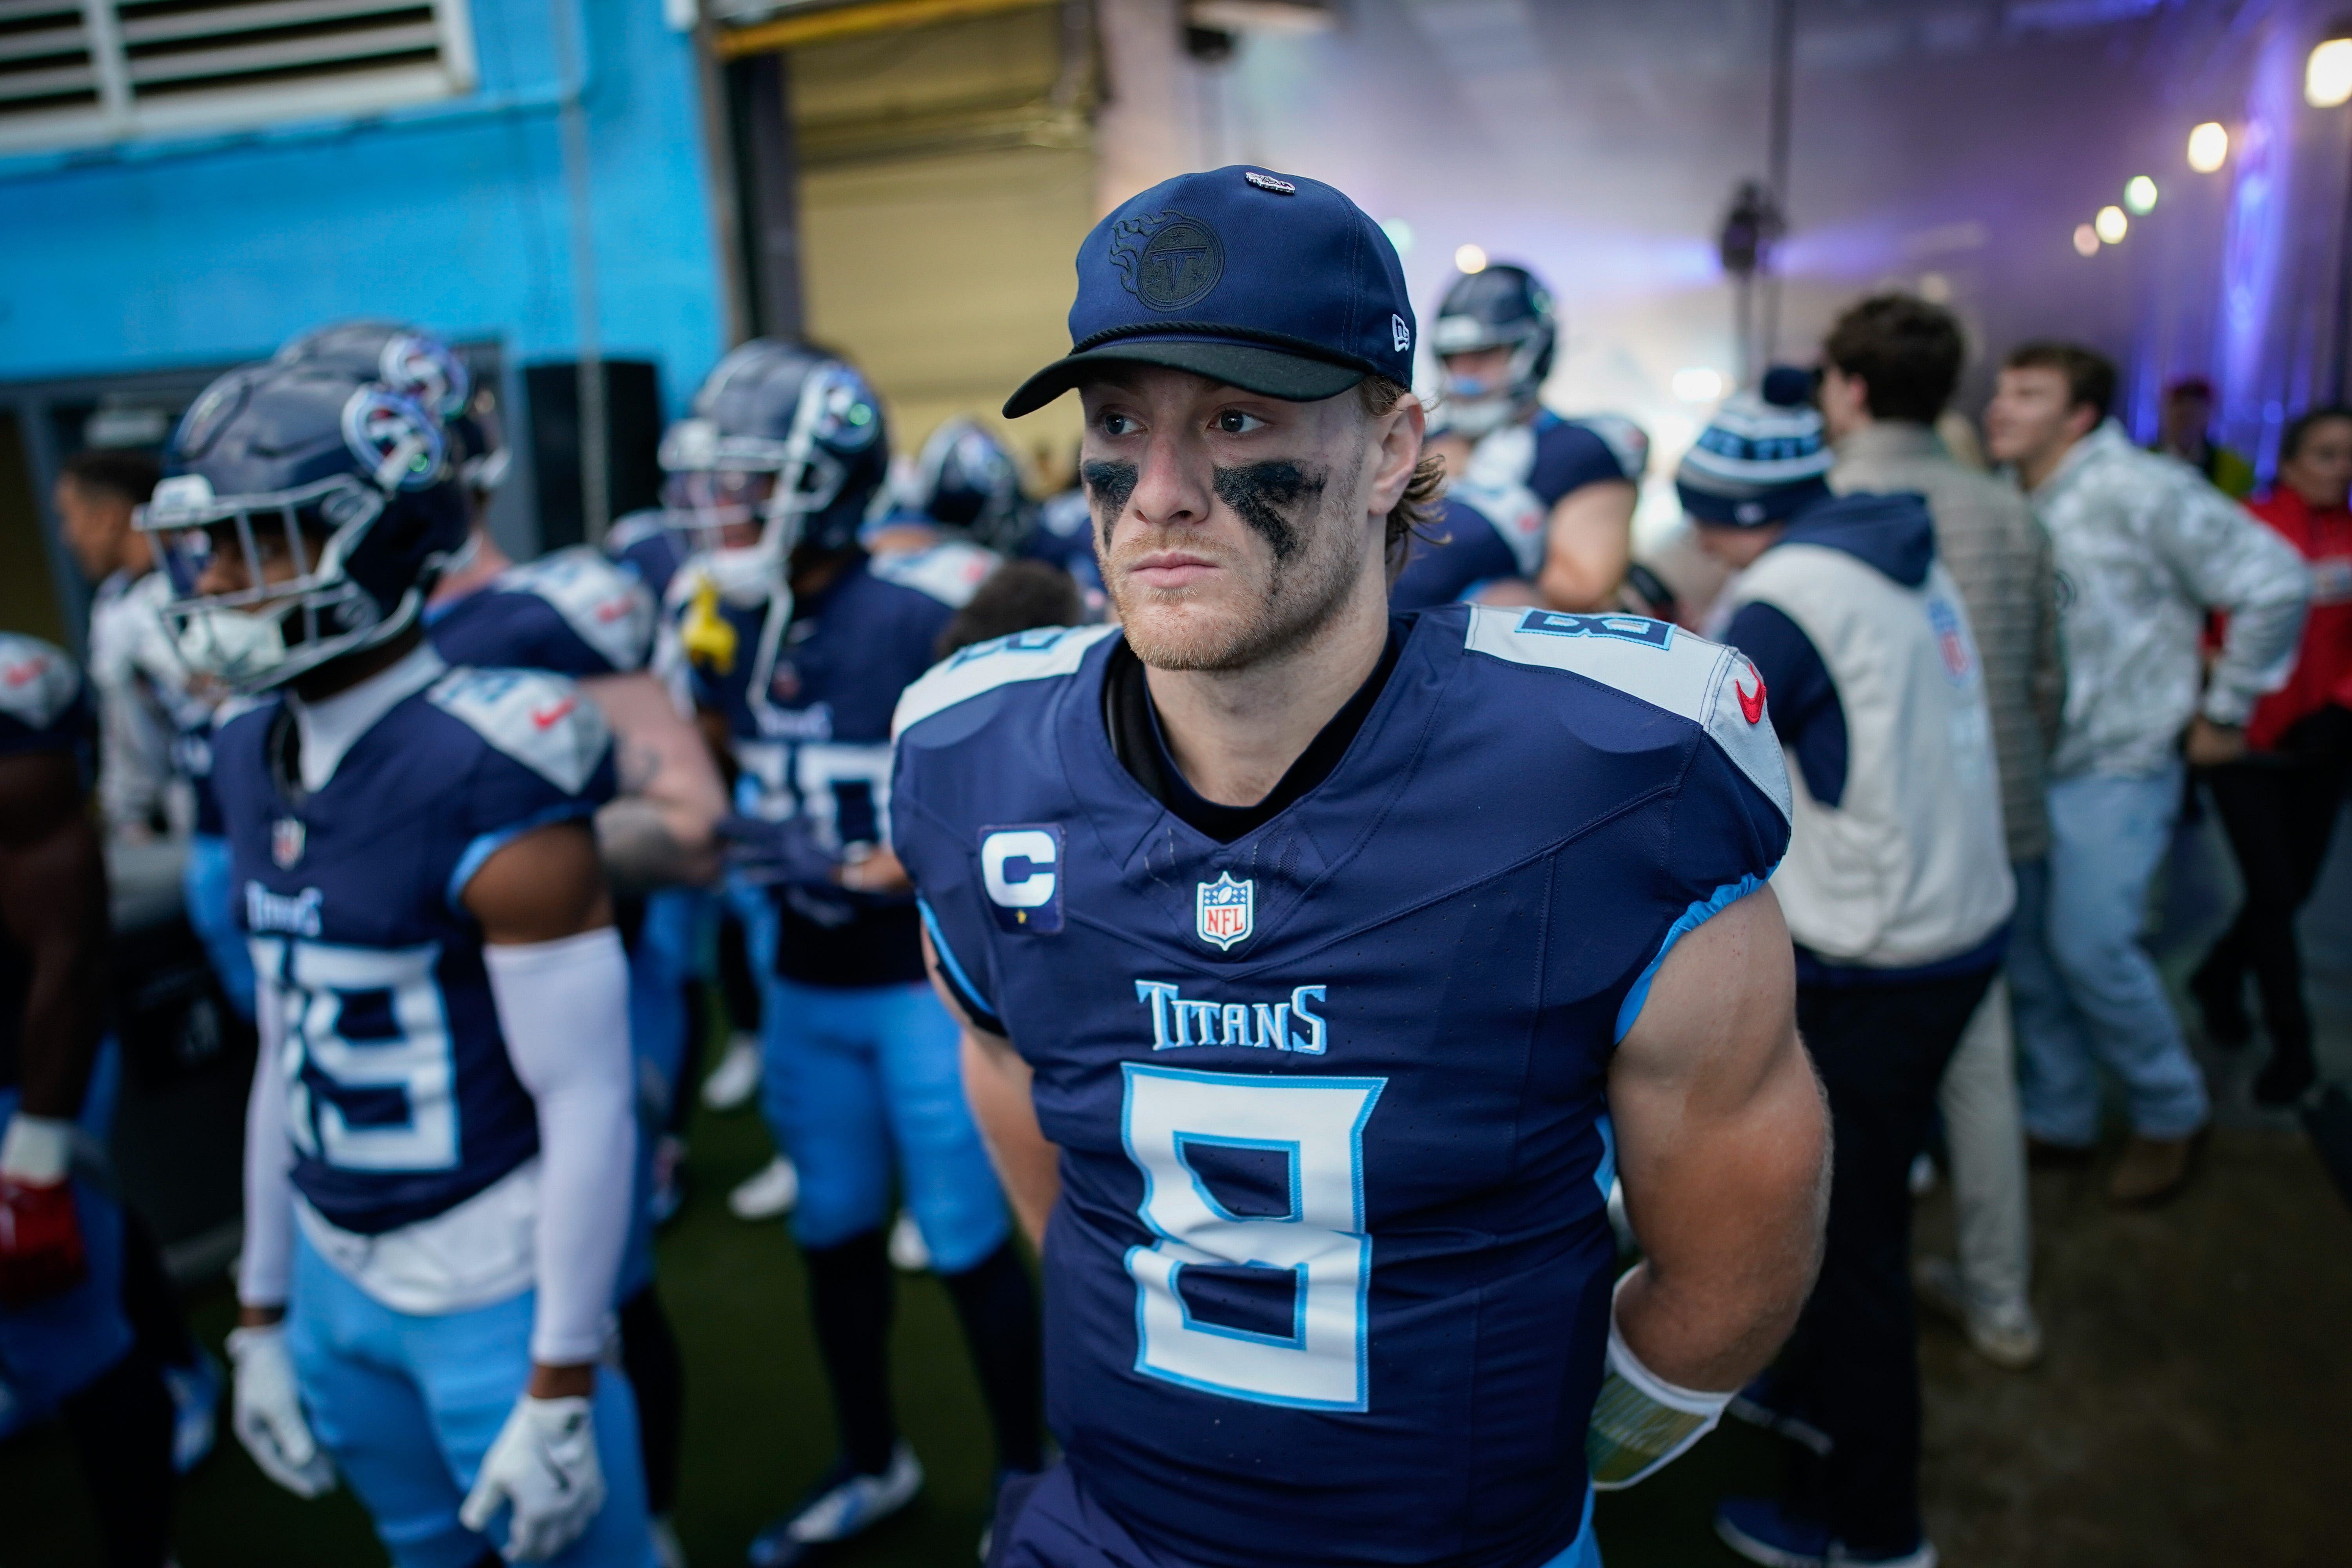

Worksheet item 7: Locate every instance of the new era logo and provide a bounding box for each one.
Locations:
[1392,314,1411,354]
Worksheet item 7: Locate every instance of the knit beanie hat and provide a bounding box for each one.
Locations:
[1675,365,1833,525]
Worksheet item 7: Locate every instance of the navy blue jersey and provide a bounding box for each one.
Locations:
[891,607,1790,1568]
[686,544,987,987]
[426,547,654,678]
[1390,481,1549,611]
[0,635,93,1091]
[213,661,617,1235]
[606,510,691,603]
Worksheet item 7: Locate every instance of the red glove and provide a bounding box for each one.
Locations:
[0,1115,86,1308]
[0,1177,86,1306]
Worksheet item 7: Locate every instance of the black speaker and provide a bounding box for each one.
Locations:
[524,359,664,551]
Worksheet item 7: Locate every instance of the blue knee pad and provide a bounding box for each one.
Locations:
[765,977,1009,1270]
[184,831,256,1021]
[287,1236,657,1568]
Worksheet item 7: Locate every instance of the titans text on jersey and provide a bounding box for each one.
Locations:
[889,605,1790,1568]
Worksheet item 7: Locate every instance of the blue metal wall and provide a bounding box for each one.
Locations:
[0,0,725,422]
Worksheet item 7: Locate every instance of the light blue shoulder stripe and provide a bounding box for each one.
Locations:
[891,623,1120,739]
[1612,868,1775,1043]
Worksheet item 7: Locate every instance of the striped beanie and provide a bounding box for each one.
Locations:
[1675,365,1833,526]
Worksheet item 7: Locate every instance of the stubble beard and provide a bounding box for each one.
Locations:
[1098,449,1371,673]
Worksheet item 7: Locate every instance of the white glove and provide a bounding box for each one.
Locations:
[459,1394,606,1562]
[225,1323,336,1498]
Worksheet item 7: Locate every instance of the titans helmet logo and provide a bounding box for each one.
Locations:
[341,386,446,491]
[1108,210,1225,313]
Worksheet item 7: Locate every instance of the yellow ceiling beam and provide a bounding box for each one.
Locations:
[717,0,1062,59]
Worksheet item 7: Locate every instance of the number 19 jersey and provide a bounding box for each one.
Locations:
[890,605,1790,1568]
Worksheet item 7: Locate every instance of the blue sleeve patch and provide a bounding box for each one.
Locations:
[1612,870,1773,1042]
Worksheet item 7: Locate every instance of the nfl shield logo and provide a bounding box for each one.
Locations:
[1195,872,1254,951]
[271,817,305,869]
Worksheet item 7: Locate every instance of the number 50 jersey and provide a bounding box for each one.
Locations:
[891,605,1791,1568]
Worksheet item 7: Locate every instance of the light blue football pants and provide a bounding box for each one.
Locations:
[184,831,257,1022]
[287,1235,658,1568]
[731,880,1010,1272]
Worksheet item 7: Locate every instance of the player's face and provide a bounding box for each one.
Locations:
[1984,367,2082,466]
[1078,367,1395,671]
[1693,521,1780,569]
[1440,346,1513,399]
[188,514,331,598]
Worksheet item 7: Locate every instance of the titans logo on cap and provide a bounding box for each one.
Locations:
[1109,209,1225,312]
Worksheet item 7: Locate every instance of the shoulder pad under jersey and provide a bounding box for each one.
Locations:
[893,623,1118,739]
[869,540,1000,608]
[426,667,612,795]
[0,633,83,733]
[1461,604,1790,821]
[497,548,655,672]
[1574,412,1651,480]
[1448,477,1549,577]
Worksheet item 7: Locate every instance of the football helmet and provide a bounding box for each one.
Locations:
[902,416,1030,552]
[135,360,470,691]
[275,318,509,492]
[1430,265,1556,438]
[657,339,889,603]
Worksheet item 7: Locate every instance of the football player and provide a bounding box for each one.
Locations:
[0,632,177,1566]
[1386,476,1551,610]
[891,167,1830,1568]
[1423,264,1653,612]
[140,359,656,1566]
[660,340,1042,1563]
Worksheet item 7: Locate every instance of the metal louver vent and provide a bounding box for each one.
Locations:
[0,0,477,154]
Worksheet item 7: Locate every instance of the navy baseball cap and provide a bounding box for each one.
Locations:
[1004,165,1417,418]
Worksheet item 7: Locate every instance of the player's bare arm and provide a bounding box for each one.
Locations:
[1537,478,1638,612]
[923,924,1058,1247]
[1608,882,1828,1390]
[0,750,106,1120]
[463,818,619,1399]
[583,669,725,888]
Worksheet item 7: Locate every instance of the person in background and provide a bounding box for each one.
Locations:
[934,559,1084,659]
[1985,342,2307,1205]
[1687,369,2013,1568]
[1819,294,2060,1370]
[1422,263,1652,611]
[54,450,171,843]
[2154,376,2256,500]
[0,632,178,1568]
[2190,407,2352,1105]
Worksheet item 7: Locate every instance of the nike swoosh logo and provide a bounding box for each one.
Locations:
[1735,673,1766,725]
[531,698,577,729]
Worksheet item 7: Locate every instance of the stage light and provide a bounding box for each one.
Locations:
[2095,205,2129,244]
[2310,36,2352,107]
[2188,122,2229,172]
[2125,176,2158,213]
[1381,219,1414,256]
[1454,243,1488,274]
[2074,223,2102,257]
[1672,368,1727,402]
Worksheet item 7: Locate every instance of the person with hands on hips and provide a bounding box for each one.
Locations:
[144,357,655,1566]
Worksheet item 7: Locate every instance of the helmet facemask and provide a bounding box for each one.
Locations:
[139,473,411,691]
[1433,320,1550,440]
[658,367,856,605]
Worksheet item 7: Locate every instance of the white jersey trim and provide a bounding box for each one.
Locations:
[428,667,613,796]
[0,633,82,733]
[1462,605,1792,823]
[892,623,1120,740]
[870,539,1000,609]
[492,547,655,673]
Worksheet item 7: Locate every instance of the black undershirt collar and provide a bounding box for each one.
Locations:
[1103,621,1405,844]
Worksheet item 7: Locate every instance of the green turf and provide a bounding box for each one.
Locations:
[0,1090,1780,1566]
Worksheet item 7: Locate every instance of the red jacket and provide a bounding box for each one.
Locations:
[2242,487,2352,750]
